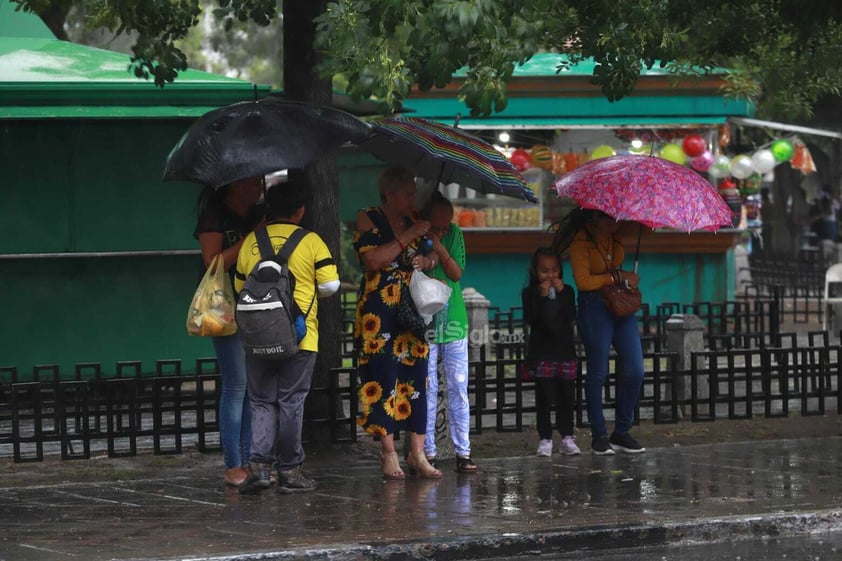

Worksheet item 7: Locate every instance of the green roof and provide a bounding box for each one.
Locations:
[0,1,269,118]
[412,52,754,127]
[455,52,732,78]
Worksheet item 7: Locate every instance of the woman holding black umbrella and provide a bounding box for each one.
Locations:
[195,176,265,486]
[552,209,645,456]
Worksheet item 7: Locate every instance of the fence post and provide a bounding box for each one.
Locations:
[664,314,706,419]
[462,287,490,363]
[430,359,456,461]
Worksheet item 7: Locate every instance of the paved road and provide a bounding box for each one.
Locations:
[2,437,842,560]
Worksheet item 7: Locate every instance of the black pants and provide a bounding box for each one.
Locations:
[534,378,575,440]
[246,351,317,471]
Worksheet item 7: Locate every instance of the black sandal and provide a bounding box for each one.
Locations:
[456,456,478,473]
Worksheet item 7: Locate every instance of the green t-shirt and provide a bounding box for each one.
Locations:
[428,224,468,343]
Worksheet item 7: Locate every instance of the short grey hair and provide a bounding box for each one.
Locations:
[377,167,415,203]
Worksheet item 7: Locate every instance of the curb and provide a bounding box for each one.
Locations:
[150,509,842,561]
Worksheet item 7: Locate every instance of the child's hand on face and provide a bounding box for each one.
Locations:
[551,277,565,291]
[539,280,553,297]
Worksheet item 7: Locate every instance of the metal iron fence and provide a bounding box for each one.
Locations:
[2,300,839,462]
[740,249,830,324]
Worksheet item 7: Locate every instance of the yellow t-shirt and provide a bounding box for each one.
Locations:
[234,223,339,353]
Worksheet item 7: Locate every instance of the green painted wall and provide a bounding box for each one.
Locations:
[1,120,210,379]
[459,251,734,312]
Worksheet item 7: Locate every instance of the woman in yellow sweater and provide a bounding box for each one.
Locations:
[553,209,645,455]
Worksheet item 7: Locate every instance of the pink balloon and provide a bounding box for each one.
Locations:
[689,150,713,172]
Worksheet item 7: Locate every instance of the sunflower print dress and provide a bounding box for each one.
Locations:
[353,207,430,437]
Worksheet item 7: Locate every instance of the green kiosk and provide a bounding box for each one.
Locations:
[0,3,270,379]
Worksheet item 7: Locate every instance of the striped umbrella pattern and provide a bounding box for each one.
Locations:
[360,117,537,203]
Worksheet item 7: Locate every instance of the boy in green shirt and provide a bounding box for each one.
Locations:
[423,192,477,473]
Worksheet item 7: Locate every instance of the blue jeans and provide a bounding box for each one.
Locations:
[577,291,644,440]
[212,333,251,469]
[424,337,471,458]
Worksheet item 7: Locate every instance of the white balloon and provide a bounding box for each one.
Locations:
[730,155,754,180]
[709,154,732,178]
[751,149,776,174]
[763,170,775,182]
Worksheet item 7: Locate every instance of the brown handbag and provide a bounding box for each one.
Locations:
[600,281,642,318]
[596,237,642,318]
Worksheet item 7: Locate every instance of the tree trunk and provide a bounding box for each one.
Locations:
[283,0,345,446]
[37,3,70,40]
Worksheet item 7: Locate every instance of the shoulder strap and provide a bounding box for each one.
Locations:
[255,227,273,260]
[277,228,309,263]
[275,228,314,317]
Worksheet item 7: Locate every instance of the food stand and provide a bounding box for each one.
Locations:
[390,53,756,310]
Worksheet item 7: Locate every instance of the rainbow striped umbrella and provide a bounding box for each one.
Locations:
[360,117,537,203]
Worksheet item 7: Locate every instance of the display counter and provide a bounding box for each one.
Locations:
[464,225,742,254]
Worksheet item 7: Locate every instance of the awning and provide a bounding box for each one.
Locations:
[729,117,842,140]
[443,116,727,130]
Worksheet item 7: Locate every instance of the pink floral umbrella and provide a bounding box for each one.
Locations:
[553,154,733,232]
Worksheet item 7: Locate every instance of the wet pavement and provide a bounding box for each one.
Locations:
[2,437,842,561]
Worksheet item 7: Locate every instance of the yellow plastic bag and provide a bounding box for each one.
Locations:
[186,254,237,337]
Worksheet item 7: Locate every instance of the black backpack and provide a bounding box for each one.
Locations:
[235,227,312,360]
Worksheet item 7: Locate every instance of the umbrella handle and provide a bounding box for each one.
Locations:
[633,224,642,275]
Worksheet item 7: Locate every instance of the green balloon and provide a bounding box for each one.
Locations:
[591,144,616,160]
[660,143,686,165]
[771,139,794,162]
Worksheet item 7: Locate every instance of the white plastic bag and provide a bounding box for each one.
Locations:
[409,271,452,324]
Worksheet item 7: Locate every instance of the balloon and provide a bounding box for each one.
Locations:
[750,149,776,174]
[591,144,616,160]
[682,134,706,158]
[771,139,794,162]
[530,145,553,169]
[689,150,713,172]
[730,155,754,180]
[660,143,686,165]
[709,154,732,178]
[763,170,775,182]
[629,143,653,155]
[510,148,531,171]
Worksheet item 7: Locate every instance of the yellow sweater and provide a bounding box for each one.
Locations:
[568,225,625,292]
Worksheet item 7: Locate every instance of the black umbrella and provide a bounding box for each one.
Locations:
[163,97,372,188]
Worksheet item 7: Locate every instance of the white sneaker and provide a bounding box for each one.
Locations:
[536,439,553,457]
[559,435,581,456]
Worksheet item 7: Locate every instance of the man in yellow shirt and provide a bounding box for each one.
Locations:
[234,179,339,494]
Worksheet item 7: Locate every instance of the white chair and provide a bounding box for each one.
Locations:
[822,263,842,331]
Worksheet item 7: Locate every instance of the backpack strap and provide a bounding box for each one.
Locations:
[276,228,309,263]
[255,227,274,260]
[279,228,314,316]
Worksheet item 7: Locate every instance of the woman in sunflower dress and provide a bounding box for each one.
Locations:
[353,167,442,479]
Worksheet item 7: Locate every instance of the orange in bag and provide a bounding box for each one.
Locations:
[564,150,579,172]
[458,209,475,227]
